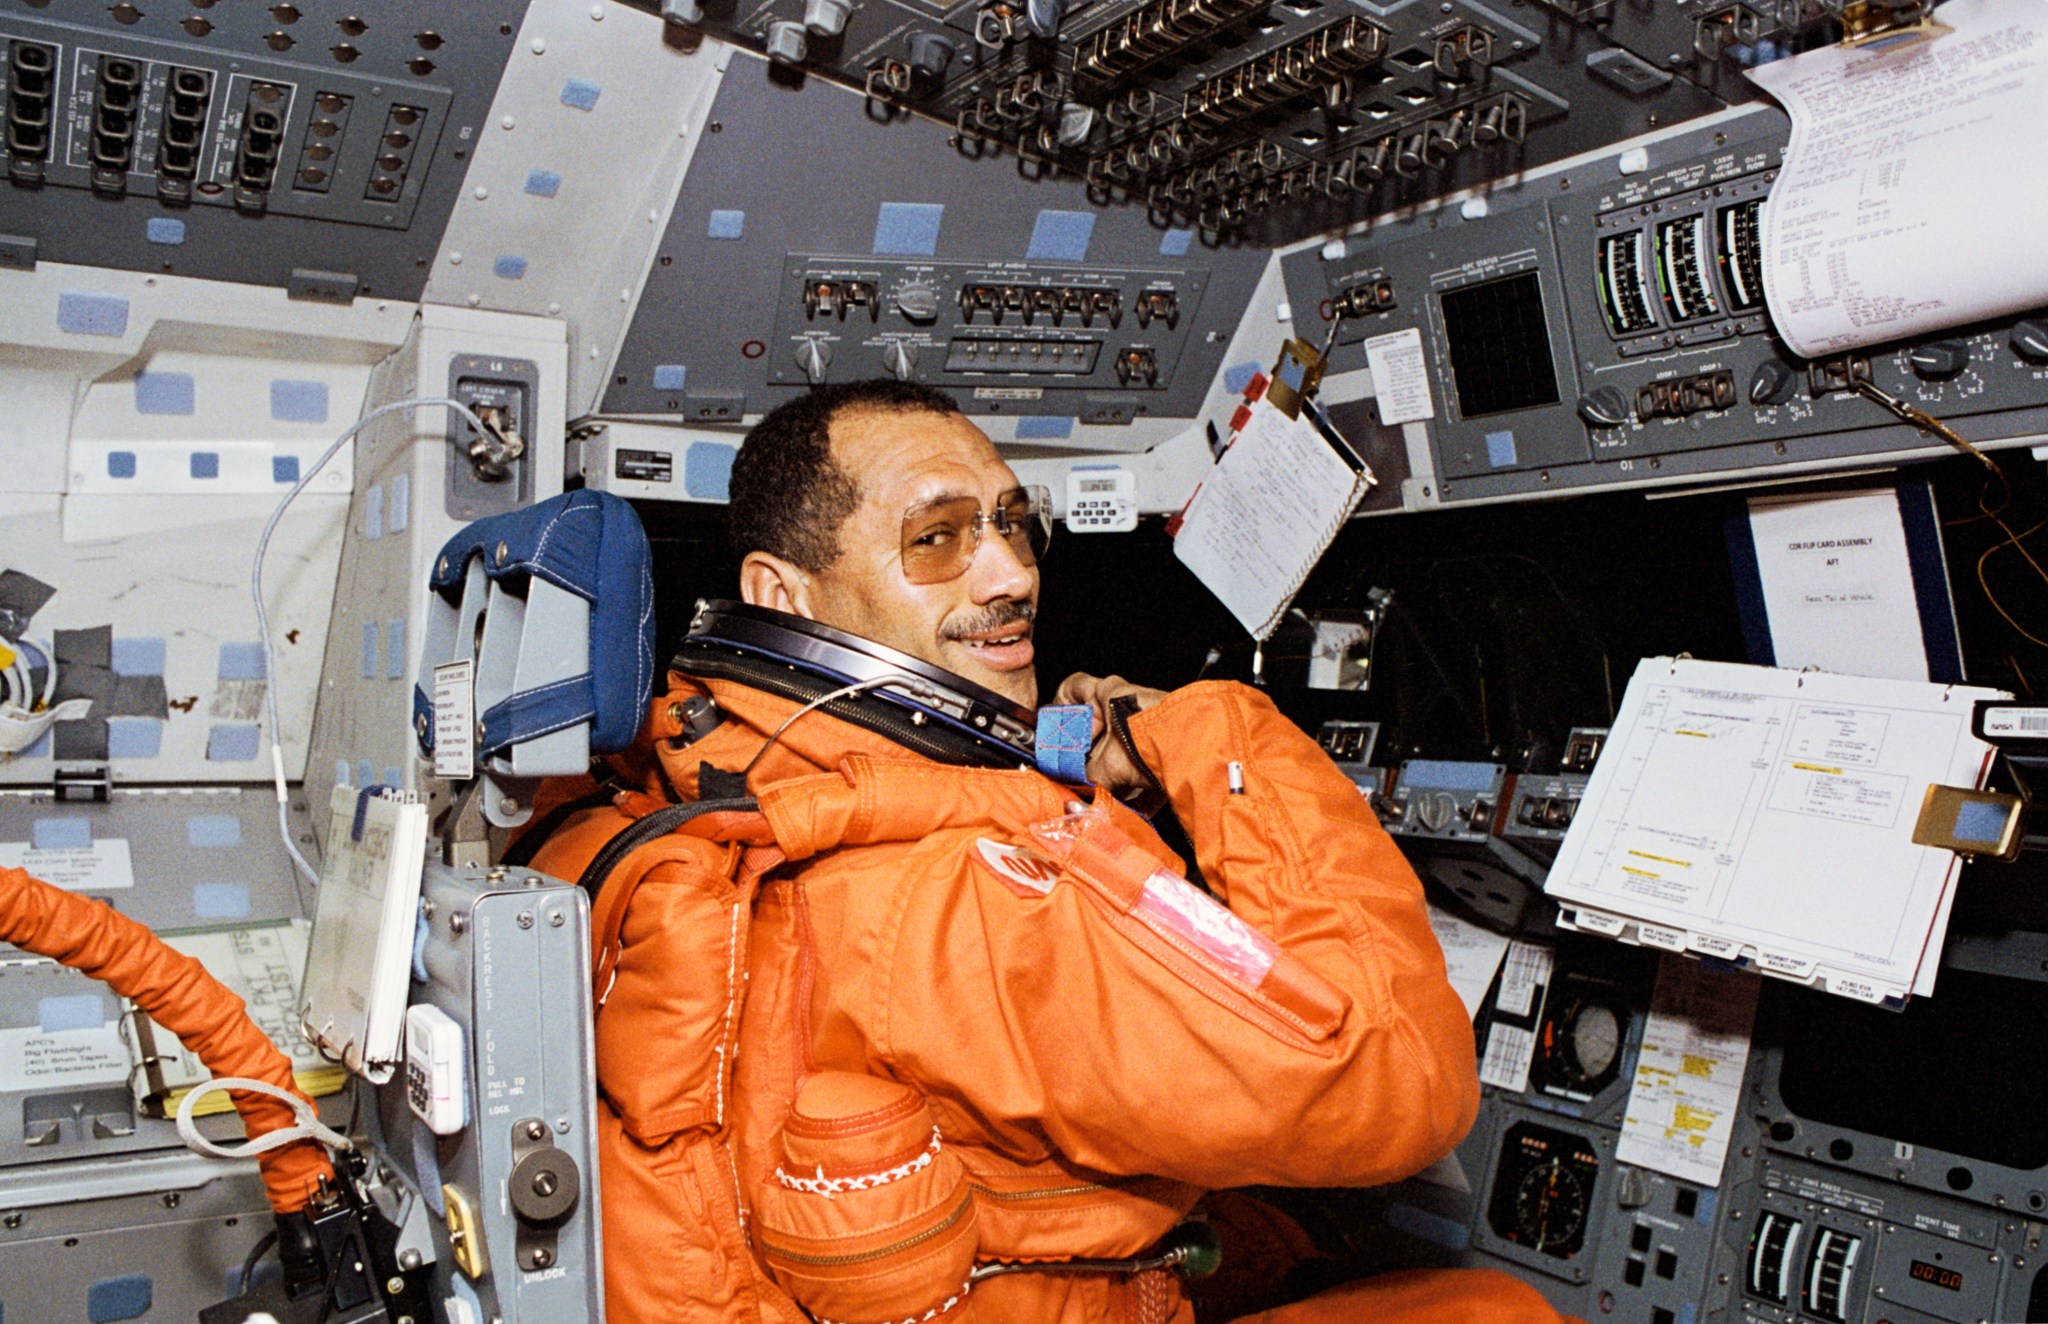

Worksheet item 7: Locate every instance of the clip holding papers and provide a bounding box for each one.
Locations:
[299,784,430,1083]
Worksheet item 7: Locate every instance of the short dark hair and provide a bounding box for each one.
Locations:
[728,379,962,572]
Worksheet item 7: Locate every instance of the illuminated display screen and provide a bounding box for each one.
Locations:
[1438,271,1563,419]
[1951,797,2009,844]
[1909,1260,1962,1292]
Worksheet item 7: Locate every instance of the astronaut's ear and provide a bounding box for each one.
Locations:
[739,551,816,619]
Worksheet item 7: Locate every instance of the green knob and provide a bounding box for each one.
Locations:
[1169,1220,1223,1280]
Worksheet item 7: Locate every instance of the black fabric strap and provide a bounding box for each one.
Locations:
[576,796,761,900]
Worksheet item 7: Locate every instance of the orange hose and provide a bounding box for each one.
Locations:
[0,865,337,1213]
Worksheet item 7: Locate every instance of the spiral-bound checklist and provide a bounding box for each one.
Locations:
[298,785,428,1084]
[1173,397,1374,640]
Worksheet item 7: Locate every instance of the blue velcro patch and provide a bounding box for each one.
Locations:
[193,883,251,919]
[135,372,195,416]
[1034,704,1094,783]
[186,816,242,847]
[382,765,401,786]
[387,619,406,679]
[873,202,944,256]
[58,292,130,337]
[33,818,90,849]
[1485,430,1518,468]
[1159,228,1194,257]
[361,622,380,677]
[112,637,166,675]
[653,363,687,391]
[390,474,410,532]
[218,642,266,680]
[334,759,352,788]
[560,78,601,111]
[356,759,376,788]
[493,254,529,280]
[40,994,106,1033]
[1014,416,1075,439]
[524,168,562,198]
[706,209,745,240]
[270,379,329,423]
[273,455,300,484]
[685,442,735,500]
[107,718,163,758]
[146,217,186,245]
[207,724,261,761]
[365,483,384,540]
[87,1274,152,1323]
[1223,361,1260,394]
[1695,1188,1718,1224]
[107,451,136,478]
[189,451,219,479]
[1026,210,1095,262]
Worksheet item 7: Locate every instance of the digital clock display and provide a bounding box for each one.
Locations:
[1909,1259,1962,1291]
[1079,478,1117,494]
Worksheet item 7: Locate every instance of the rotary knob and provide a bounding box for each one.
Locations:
[795,338,832,385]
[882,341,918,380]
[894,283,940,324]
[2011,319,2048,364]
[1576,386,1630,429]
[804,0,852,36]
[765,20,808,65]
[1908,340,1969,381]
[1748,358,1797,406]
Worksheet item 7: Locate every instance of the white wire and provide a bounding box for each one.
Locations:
[252,396,490,892]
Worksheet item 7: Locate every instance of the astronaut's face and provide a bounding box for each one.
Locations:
[801,407,1043,708]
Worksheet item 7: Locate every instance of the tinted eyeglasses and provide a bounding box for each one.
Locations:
[899,485,1052,585]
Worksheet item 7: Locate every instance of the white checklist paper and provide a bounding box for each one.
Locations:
[1362,328,1436,425]
[1478,940,1552,1092]
[1746,0,2048,358]
[1427,902,1511,1021]
[1545,658,2004,1003]
[1617,955,1760,1186]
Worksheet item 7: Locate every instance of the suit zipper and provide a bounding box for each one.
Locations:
[756,1189,973,1268]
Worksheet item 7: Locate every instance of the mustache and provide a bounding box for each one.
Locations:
[943,601,1037,641]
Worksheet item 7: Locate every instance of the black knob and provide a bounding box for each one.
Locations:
[508,1149,581,1225]
[1748,358,1797,406]
[2012,319,2048,364]
[1577,385,1630,428]
[1908,340,1969,380]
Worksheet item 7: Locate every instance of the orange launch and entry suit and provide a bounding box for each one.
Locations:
[531,671,1577,1324]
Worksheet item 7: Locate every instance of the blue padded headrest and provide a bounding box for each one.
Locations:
[413,489,653,761]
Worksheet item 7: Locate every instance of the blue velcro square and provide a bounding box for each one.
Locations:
[524,168,563,198]
[390,474,411,533]
[386,619,406,679]
[112,637,166,675]
[365,483,384,540]
[1485,430,1518,468]
[873,202,944,256]
[146,217,186,245]
[685,442,735,500]
[270,379,329,423]
[58,292,130,337]
[193,883,251,919]
[1027,210,1095,262]
[189,451,219,479]
[356,758,376,788]
[136,372,196,416]
[382,765,402,787]
[653,364,687,391]
[1159,228,1194,257]
[33,817,90,849]
[1034,704,1095,782]
[273,455,300,484]
[1223,361,1260,394]
[217,643,266,680]
[361,621,380,677]
[187,815,242,847]
[706,209,745,240]
[1014,416,1074,439]
[107,450,136,478]
[87,1274,152,1323]
[21,729,50,759]
[334,759,352,787]
[40,994,106,1032]
[560,78,601,111]
[207,723,261,762]
[107,718,163,759]
[493,254,528,280]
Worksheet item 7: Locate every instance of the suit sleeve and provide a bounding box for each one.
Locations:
[865,681,1478,1190]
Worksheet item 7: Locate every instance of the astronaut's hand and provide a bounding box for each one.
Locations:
[1054,673,1170,794]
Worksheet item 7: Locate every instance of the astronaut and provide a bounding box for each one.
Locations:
[529,379,1574,1323]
